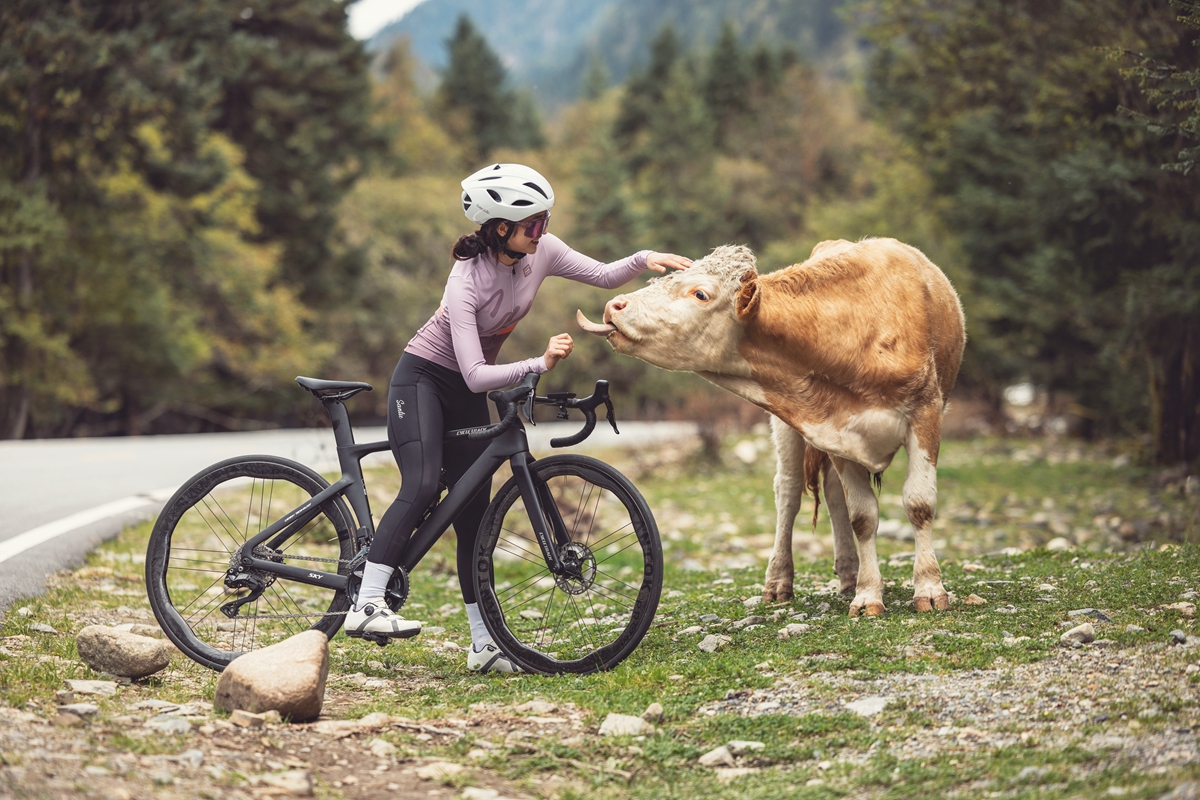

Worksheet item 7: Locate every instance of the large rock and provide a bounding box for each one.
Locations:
[75,626,171,679]
[214,630,328,721]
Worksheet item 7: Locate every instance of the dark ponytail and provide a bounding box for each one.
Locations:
[451,219,513,261]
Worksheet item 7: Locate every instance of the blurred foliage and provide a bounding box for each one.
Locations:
[861,0,1200,464]
[2,1,1197,468]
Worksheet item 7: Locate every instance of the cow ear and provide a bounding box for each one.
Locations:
[735,269,760,321]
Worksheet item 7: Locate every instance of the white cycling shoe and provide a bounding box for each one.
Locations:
[345,603,421,641]
[468,642,522,673]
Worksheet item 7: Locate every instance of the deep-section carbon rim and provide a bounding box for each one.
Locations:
[145,455,355,671]
[473,454,662,675]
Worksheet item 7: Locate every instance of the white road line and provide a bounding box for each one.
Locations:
[0,489,175,565]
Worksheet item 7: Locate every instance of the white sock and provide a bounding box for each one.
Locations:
[355,562,394,612]
[465,602,491,650]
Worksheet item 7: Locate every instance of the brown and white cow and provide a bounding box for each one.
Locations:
[577,239,965,615]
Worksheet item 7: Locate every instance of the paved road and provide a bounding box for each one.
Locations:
[0,421,697,613]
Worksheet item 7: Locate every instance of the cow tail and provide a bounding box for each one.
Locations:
[803,446,829,530]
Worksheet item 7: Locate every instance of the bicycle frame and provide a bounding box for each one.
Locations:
[230,396,569,595]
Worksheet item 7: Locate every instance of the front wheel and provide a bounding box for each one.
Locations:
[473,455,662,674]
[145,455,356,671]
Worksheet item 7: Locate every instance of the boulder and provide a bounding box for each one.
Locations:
[214,630,329,721]
[76,625,171,679]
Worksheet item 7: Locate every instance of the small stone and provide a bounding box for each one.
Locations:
[146,715,193,735]
[727,740,765,754]
[467,748,491,762]
[414,761,466,781]
[641,702,664,723]
[1016,766,1048,782]
[214,629,329,722]
[16,606,31,617]
[65,679,118,697]
[778,623,811,639]
[504,731,536,752]
[229,709,265,728]
[1068,608,1112,622]
[1170,629,1188,645]
[1061,623,1096,646]
[1037,584,1056,591]
[1162,602,1197,618]
[29,623,59,634]
[519,609,543,620]
[56,703,99,718]
[130,699,179,712]
[468,683,488,694]
[178,749,205,769]
[1045,537,1073,551]
[261,709,283,725]
[845,696,889,717]
[52,712,85,728]
[698,745,736,767]
[743,596,762,609]
[367,738,397,758]
[678,626,704,636]
[730,615,766,630]
[1185,664,1199,674]
[76,626,171,678]
[698,634,732,653]
[153,771,175,786]
[53,690,74,705]
[514,699,557,715]
[715,767,760,783]
[461,789,501,800]
[258,770,313,796]
[698,614,721,623]
[598,712,654,736]
[963,594,987,605]
[1126,625,1146,633]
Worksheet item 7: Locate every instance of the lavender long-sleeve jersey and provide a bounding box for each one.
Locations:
[404,235,650,393]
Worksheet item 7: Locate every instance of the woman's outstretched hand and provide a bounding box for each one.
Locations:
[646,252,693,273]
[544,333,574,370]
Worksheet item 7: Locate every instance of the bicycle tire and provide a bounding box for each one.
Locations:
[473,454,662,674]
[145,455,356,671]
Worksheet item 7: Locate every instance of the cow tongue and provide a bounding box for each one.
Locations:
[576,309,616,335]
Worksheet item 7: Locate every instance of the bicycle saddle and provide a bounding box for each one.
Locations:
[295,376,373,400]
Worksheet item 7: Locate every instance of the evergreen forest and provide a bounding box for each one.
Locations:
[1,0,1198,467]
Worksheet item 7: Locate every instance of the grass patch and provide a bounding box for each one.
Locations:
[1,436,1198,799]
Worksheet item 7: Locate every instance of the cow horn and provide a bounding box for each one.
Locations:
[576,309,616,335]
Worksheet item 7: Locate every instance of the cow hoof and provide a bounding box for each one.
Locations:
[849,600,886,617]
[839,581,857,596]
[762,586,794,603]
[914,594,950,612]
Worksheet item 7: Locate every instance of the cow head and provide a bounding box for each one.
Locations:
[577,245,762,375]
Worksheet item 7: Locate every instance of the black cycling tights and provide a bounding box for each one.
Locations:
[369,353,490,603]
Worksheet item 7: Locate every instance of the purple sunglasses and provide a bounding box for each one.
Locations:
[518,213,551,239]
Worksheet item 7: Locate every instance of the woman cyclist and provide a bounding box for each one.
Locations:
[345,163,692,672]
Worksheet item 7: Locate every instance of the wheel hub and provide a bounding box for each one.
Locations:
[555,542,597,595]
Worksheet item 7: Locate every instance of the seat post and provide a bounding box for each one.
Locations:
[321,399,356,449]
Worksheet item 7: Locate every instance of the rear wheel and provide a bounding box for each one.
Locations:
[145,455,356,671]
[473,455,662,674]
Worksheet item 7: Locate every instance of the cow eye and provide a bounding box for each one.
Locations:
[692,289,709,302]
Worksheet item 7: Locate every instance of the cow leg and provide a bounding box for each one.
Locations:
[905,406,949,612]
[762,415,803,602]
[823,458,858,594]
[833,458,885,616]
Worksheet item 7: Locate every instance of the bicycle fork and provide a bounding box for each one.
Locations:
[510,455,572,575]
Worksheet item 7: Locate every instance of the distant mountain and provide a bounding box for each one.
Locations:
[368,0,848,106]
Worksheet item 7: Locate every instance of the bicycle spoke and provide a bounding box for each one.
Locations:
[595,536,643,565]
[192,500,238,555]
[207,494,247,546]
[177,574,226,613]
[585,523,635,552]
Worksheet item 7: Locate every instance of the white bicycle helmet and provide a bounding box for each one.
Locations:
[461,163,555,224]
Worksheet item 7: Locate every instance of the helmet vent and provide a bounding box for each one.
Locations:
[487,189,502,202]
[524,182,549,198]
[511,199,533,207]
[478,176,500,181]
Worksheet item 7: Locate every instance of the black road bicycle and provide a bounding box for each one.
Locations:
[144,372,662,675]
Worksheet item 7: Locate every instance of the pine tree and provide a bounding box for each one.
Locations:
[613,24,681,155]
[435,15,545,162]
[704,20,751,145]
